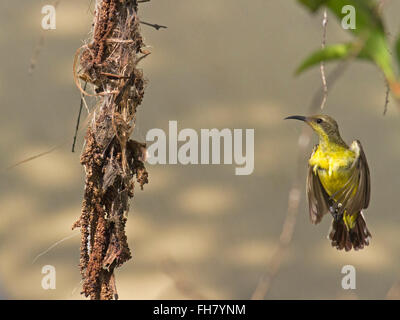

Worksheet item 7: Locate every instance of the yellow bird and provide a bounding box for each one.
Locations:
[285,114,371,251]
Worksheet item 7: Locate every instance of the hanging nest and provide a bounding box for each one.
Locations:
[72,0,149,300]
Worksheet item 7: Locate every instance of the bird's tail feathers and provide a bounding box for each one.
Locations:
[328,212,371,251]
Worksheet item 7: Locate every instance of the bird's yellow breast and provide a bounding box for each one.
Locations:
[309,145,356,197]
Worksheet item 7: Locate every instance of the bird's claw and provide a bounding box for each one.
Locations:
[329,202,343,222]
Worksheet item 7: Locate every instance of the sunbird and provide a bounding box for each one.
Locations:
[285,115,371,251]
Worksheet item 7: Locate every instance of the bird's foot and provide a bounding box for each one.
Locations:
[329,202,343,222]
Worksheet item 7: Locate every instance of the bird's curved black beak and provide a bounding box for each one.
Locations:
[284,115,307,122]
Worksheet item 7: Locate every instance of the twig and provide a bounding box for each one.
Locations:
[32,232,79,264]
[383,80,390,115]
[72,82,88,152]
[5,144,64,171]
[386,280,400,299]
[140,21,167,30]
[378,0,391,115]
[162,259,208,300]
[378,0,387,15]
[3,90,103,172]
[320,9,328,109]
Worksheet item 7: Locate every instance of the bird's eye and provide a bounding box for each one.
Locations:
[316,118,323,124]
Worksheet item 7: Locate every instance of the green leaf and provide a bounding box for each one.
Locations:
[296,0,395,81]
[363,30,395,81]
[298,0,383,35]
[296,43,355,75]
[395,33,400,72]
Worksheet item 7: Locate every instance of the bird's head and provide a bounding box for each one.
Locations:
[285,114,344,146]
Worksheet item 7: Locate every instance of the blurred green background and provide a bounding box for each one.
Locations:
[0,0,400,299]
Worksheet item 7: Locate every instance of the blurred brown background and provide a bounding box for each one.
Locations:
[0,0,400,299]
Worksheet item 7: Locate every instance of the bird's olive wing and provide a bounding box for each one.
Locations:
[307,145,331,224]
[349,140,370,212]
[330,140,370,216]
